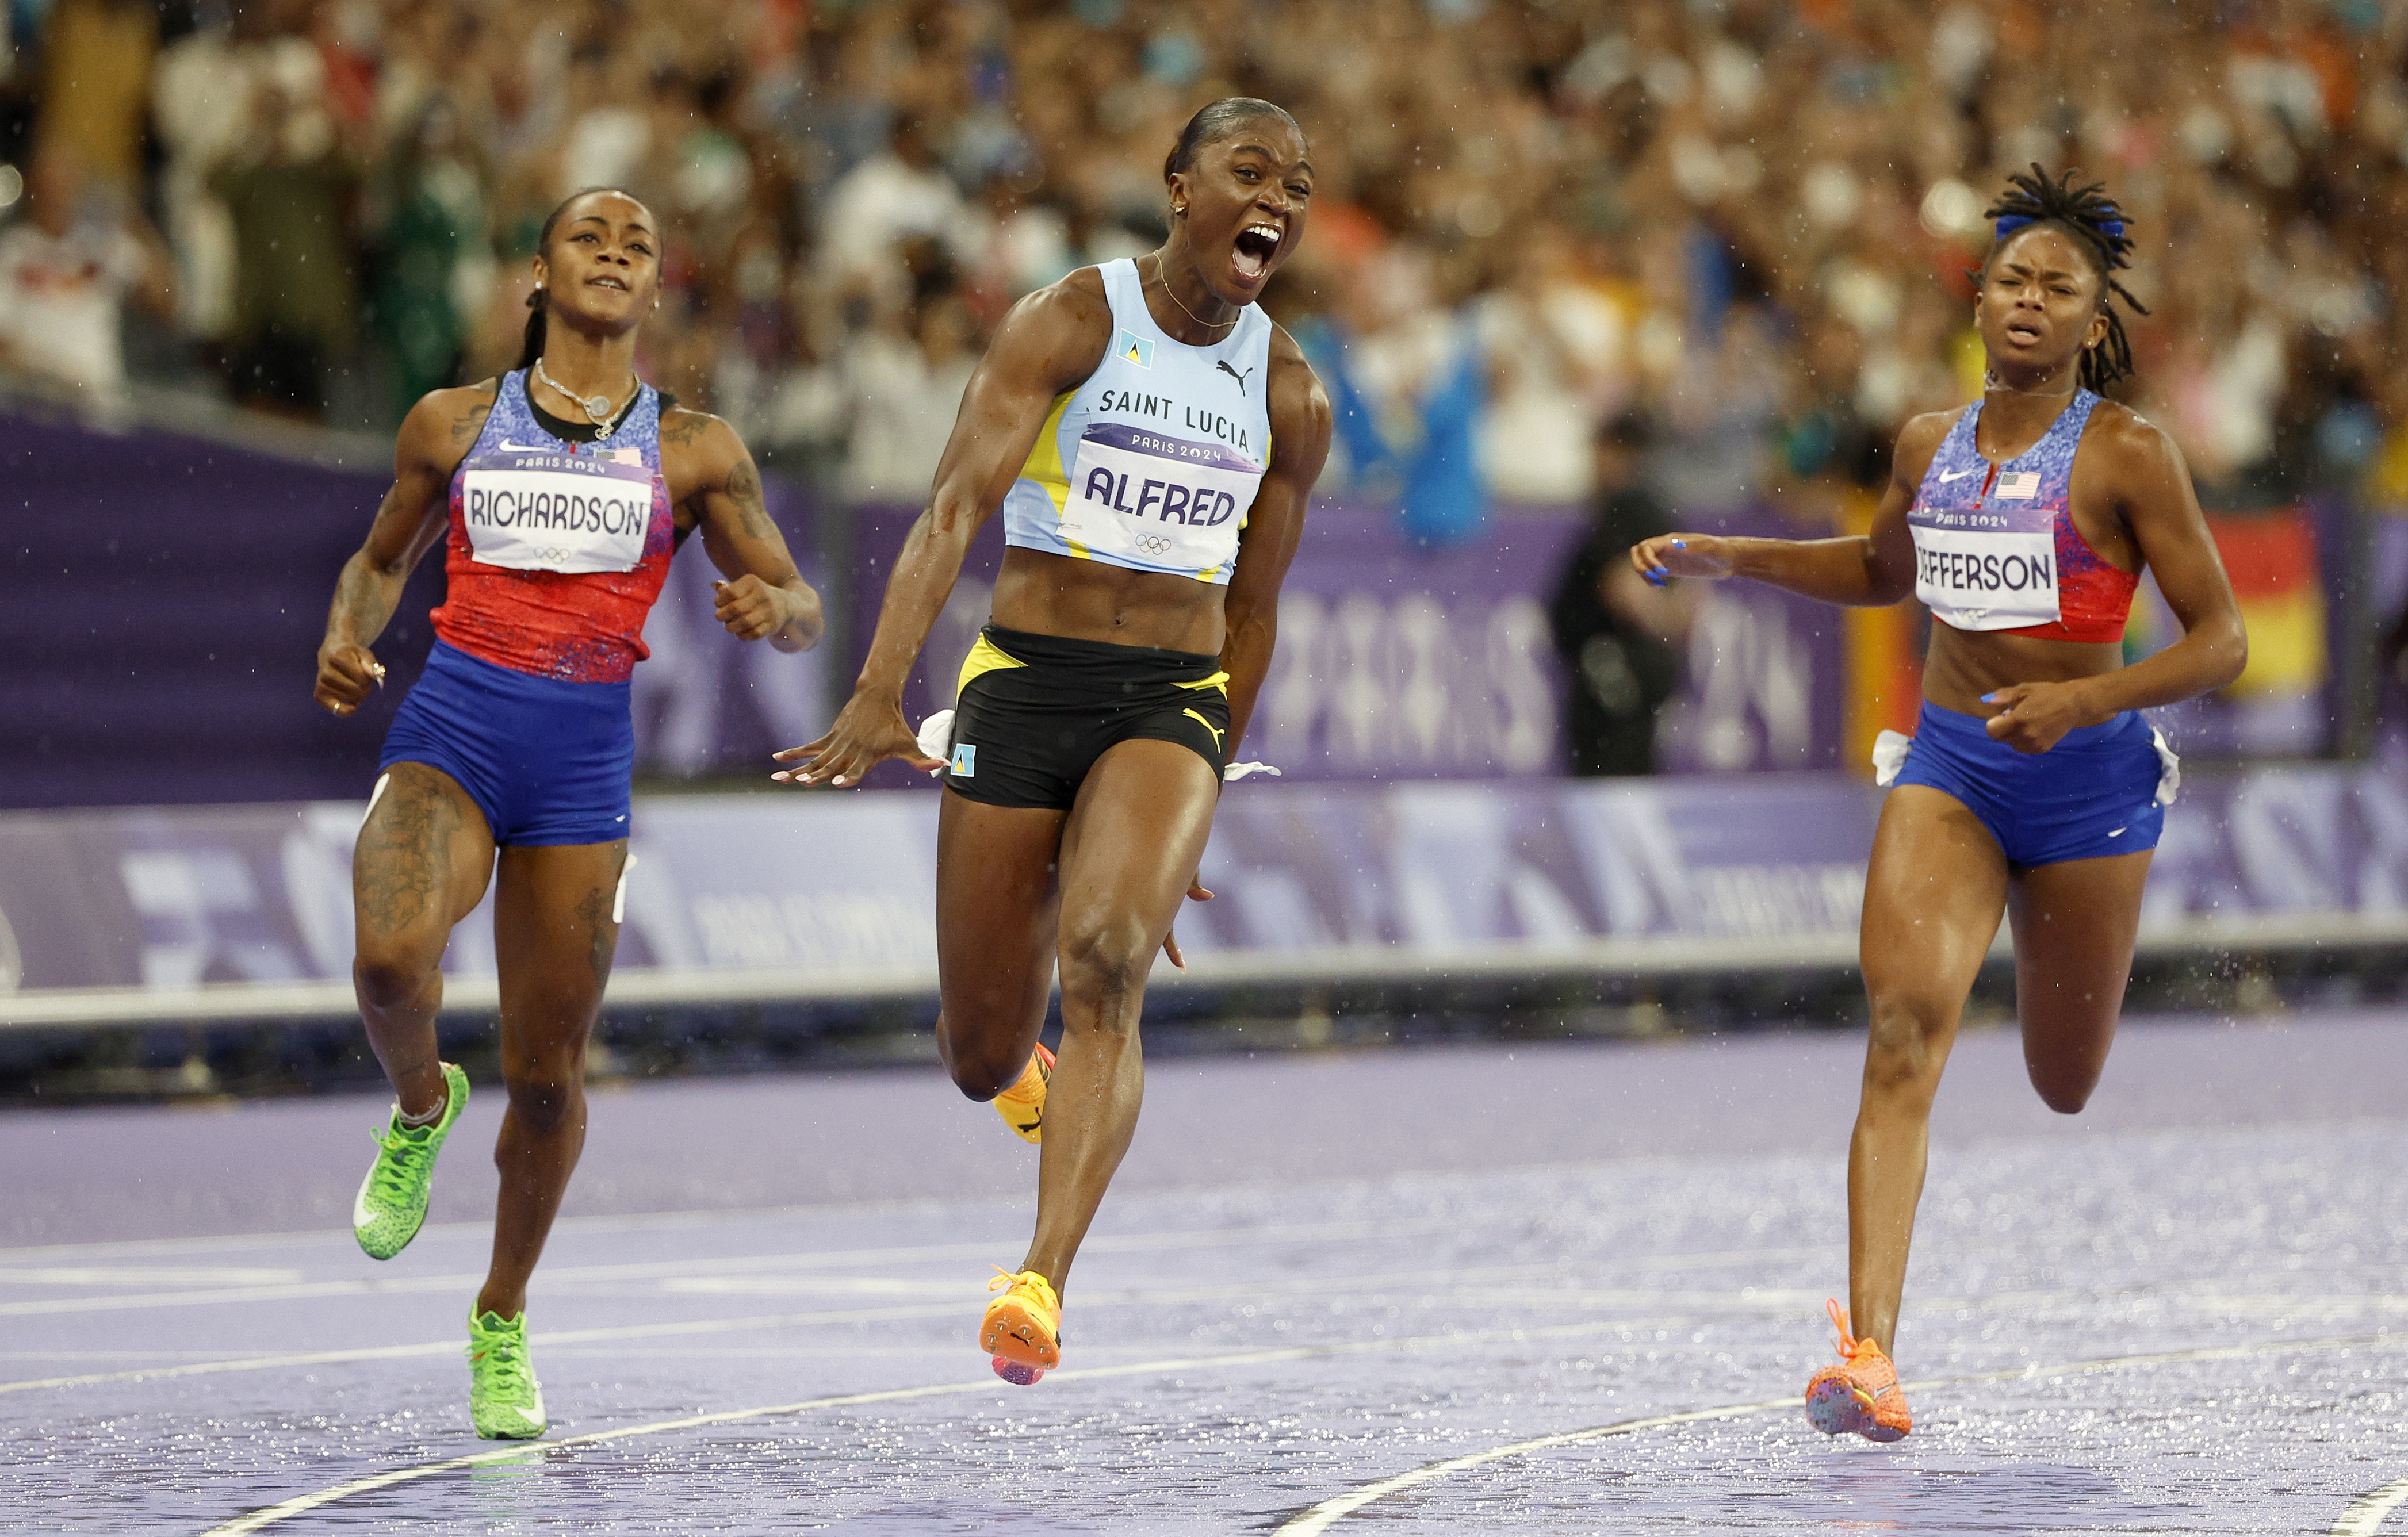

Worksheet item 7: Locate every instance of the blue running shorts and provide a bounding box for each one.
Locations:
[378,641,634,846]
[1878,700,2176,869]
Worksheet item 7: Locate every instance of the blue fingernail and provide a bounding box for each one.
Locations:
[1645,570,1665,587]
[1981,692,1997,703]
[1671,538,1686,549]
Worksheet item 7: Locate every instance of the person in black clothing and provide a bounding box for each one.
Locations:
[1549,413,1688,776]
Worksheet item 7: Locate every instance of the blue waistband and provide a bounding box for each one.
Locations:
[424,639,631,704]
[1914,699,2140,751]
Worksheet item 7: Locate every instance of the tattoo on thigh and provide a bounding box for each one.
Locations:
[357,775,456,933]
[575,883,618,984]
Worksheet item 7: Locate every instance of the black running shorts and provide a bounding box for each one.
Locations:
[941,625,1231,810]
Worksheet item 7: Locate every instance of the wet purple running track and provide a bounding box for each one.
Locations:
[4,1011,2406,1534]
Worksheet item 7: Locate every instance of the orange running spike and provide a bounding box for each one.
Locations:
[981,1267,1061,1382]
[1803,1298,1912,1442]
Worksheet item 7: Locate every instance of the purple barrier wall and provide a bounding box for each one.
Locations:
[3,762,2401,998]
[0,406,824,810]
[834,500,1847,787]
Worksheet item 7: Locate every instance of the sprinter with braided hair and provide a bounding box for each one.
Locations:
[1981,162,2147,392]
[1634,168,2245,1442]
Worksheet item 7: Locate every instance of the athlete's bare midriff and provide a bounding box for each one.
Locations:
[1922,625,2124,718]
[991,546,1227,654]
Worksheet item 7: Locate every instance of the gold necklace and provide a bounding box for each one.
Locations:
[1150,253,1238,335]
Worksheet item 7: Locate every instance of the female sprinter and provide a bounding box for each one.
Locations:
[775,99,1330,1385]
[1633,167,2245,1440]
[312,188,824,1439]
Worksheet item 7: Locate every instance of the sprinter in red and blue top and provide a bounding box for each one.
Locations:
[311,189,823,1441]
[1633,166,2246,1443]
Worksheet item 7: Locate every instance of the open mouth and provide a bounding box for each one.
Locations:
[2004,320,2041,345]
[1232,223,1282,282]
[587,274,629,292]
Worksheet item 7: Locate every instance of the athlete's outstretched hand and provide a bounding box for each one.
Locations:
[1161,877,1213,972]
[1629,534,1734,587]
[771,689,942,787]
[1981,681,2092,755]
[313,641,386,717]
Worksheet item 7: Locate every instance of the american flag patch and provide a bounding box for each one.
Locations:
[1995,470,2041,499]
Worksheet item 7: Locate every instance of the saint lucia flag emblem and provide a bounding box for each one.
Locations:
[1117,331,1155,369]
[949,742,977,777]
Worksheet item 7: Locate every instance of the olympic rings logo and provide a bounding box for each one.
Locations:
[1133,534,1174,554]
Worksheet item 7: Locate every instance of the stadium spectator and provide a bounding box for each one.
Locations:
[2,0,2401,515]
[1548,413,1689,777]
[0,139,172,413]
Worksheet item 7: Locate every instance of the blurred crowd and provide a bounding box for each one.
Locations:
[2,0,2406,515]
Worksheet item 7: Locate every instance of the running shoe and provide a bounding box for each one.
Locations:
[981,1268,1061,1383]
[1803,1298,1911,1442]
[466,1309,547,1439]
[353,1061,469,1260]
[992,1042,1054,1145]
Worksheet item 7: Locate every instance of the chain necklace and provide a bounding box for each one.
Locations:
[1150,253,1238,336]
[533,357,637,440]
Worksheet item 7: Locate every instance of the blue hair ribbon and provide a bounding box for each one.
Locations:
[1994,212,2126,242]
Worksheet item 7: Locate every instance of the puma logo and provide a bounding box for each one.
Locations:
[1217,360,1254,394]
[1183,708,1227,749]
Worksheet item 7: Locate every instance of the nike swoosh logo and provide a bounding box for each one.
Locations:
[1938,465,1984,484]
[2108,827,2126,837]
[352,1168,378,1230]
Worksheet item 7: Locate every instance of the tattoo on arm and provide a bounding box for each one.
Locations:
[660,413,709,448]
[724,461,774,540]
[447,398,493,445]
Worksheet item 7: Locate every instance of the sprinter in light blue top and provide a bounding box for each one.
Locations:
[1002,257,1273,584]
[776,98,1333,1392]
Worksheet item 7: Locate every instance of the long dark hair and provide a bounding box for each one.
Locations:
[1978,164,2146,392]
[515,187,644,373]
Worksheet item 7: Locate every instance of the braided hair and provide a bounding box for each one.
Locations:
[1980,164,2146,392]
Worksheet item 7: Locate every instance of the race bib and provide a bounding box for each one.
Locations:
[1057,423,1261,575]
[1911,519,2061,631]
[460,450,654,574]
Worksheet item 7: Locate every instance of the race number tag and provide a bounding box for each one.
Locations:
[460,450,654,574]
[1057,424,1261,575]
[1911,519,2061,631]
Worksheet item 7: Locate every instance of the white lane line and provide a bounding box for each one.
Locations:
[1,1260,1798,1394]
[0,1266,305,1288]
[198,1324,2408,1537]
[1274,1330,2408,1535]
[185,1316,1796,1537]
[2336,1477,2408,1537]
[0,1302,970,1395]
[0,1216,1459,1318]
